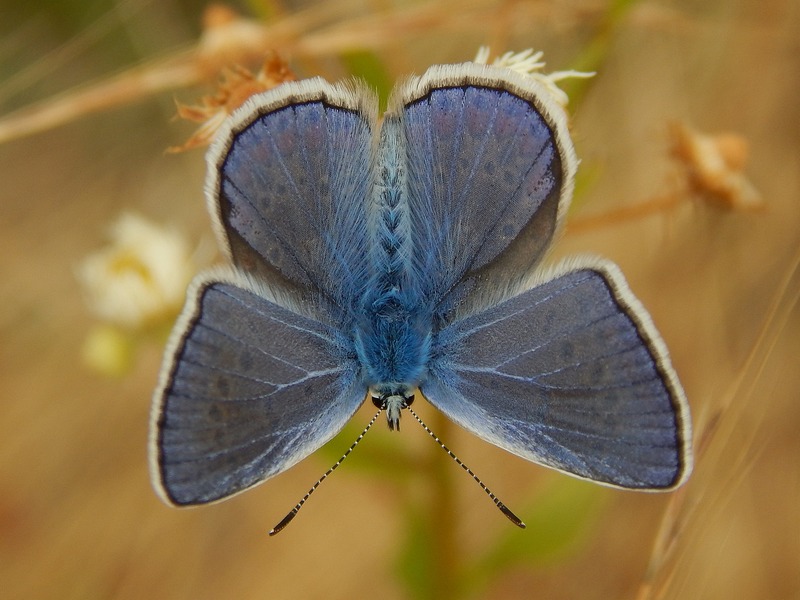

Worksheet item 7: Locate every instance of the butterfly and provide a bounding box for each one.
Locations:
[149,61,692,525]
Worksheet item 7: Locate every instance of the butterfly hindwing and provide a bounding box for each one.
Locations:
[150,269,365,506]
[423,259,692,489]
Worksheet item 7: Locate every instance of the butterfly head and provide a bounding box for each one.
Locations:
[370,386,415,431]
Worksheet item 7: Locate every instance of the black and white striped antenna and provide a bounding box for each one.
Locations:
[269,404,525,535]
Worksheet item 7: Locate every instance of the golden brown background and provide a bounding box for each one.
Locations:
[1,1,798,598]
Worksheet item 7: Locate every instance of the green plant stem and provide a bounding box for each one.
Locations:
[428,409,458,600]
[562,0,644,108]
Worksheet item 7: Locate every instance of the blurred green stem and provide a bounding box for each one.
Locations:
[562,0,644,108]
[428,409,458,600]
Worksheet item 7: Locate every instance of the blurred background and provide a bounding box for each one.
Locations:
[1,0,798,598]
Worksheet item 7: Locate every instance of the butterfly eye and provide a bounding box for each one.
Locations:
[371,391,415,410]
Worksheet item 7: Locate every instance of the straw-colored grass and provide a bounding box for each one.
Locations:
[1,1,797,598]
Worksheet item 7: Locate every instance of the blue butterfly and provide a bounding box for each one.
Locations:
[149,62,692,523]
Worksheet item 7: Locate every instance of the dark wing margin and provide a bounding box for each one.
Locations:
[149,267,365,506]
[387,63,578,320]
[423,258,692,490]
[205,78,378,310]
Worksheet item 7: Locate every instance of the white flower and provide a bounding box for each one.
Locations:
[474,47,594,107]
[77,213,196,329]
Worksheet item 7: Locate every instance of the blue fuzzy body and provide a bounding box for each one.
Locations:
[353,118,432,393]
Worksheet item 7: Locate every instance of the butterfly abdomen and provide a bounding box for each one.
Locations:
[354,117,432,388]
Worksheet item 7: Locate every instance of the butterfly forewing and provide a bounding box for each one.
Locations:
[388,64,577,319]
[206,79,378,310]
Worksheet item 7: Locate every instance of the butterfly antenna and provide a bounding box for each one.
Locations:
[269,407,383,536]
[405,405,526,529]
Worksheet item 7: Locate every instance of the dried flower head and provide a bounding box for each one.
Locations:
[169,52,296,152]
[669,121,763,210]
[474,47,594,107]
[77,213,196,329]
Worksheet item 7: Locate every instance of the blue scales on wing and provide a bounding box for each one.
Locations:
[153,277,364,506]
[423,263,690,489]
[387,64,576,321]
[207,78,378,315]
